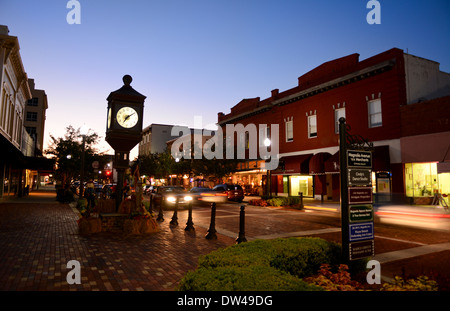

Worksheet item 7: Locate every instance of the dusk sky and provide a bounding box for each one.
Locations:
[1,0,449,159]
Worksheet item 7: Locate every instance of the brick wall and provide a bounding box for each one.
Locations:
[400,95,450,137]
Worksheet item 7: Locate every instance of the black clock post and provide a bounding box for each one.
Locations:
[105,75,146,211]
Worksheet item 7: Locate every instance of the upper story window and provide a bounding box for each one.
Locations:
[26,111,37,122]
[368,98,382,128]
[285,119,293,142]
[308,115,317,138]
[27,98,38,106]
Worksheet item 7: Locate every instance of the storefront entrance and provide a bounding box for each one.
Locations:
[289,175,313,197]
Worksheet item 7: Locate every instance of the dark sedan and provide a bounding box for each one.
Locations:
[153,186,193,209]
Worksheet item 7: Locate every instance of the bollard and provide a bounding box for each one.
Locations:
[299,192,304,209]
[170,197,179,227]
[205,202,217,240]
[236,205,247,244]
[157,199,164,222]
[185,202,195,232]
[149,194,153,214]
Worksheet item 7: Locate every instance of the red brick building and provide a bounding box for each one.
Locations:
[217,48,450,204]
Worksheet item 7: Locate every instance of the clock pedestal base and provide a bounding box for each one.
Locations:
[113,151,130,211]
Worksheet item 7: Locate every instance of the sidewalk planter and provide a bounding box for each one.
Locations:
[99,213,128,232]
[95,199,116,213]
[123,218,160,234]
[78,217,102,234]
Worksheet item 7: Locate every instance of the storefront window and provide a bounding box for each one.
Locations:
[289,175,313,197]
[405,162,438,197]
[438,173,450,198]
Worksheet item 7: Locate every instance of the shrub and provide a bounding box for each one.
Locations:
[77,198,88,209]
[248,199,268,207]
[265,196,303,208]
[178,265,322,291]
[381,276,438,291]
[179,237,352,291]
[269,238,341,278]
[304,264,363,291]
[267,197,285,207]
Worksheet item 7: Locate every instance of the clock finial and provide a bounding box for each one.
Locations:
[123,74,132,86]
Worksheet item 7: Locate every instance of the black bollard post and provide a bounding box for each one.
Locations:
[156,198,164,222]
[185,201,195,232]
[170,197,179,227]
[236,205,247,244]
[205,202,217,240]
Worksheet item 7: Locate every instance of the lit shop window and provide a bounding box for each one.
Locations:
[404,162,438,197]
[289,175,313,197]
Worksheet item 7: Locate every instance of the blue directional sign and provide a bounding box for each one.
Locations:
[349,222,374,242]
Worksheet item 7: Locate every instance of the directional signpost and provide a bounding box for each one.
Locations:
[339,118,375,262]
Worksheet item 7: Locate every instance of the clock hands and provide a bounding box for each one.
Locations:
[123,112,136,122]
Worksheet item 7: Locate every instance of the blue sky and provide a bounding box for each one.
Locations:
[1,0,449,158]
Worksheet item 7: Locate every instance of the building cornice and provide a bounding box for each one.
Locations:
[218,58,396,126]
[272,59,395,107]
[1,34,31,99]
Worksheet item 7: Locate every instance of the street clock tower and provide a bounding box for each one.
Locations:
[105,75,146,209]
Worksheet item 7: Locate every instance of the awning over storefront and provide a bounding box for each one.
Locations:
[437,162,450,174]
[1,133,55,174]
[309,152,332,175]
[401,132,450,163]
[24,156,55,173]
[273,154,312,175]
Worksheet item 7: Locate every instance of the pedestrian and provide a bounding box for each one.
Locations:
[85,180,96,209]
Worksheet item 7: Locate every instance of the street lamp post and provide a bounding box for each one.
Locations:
[264,138,272,198]
[79,124,88,198]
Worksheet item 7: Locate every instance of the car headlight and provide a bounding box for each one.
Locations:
[166,196,176,203]
[184,195,193,202]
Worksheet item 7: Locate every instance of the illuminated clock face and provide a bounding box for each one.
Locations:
[107,108,111,129]
[116,106,138,128]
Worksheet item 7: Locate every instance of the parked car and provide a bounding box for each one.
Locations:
[153,186,193,209]
[189,187,227,203]
[212,184,244,203]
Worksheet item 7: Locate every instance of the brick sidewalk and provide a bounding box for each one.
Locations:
[1,189,450,291]
[0,201,235,291]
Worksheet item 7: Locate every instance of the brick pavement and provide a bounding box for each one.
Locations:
[1,189,450,291]
[0,194,235,291]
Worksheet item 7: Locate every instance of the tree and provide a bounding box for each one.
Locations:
[139,150,176,180]
[45,125,105,188]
